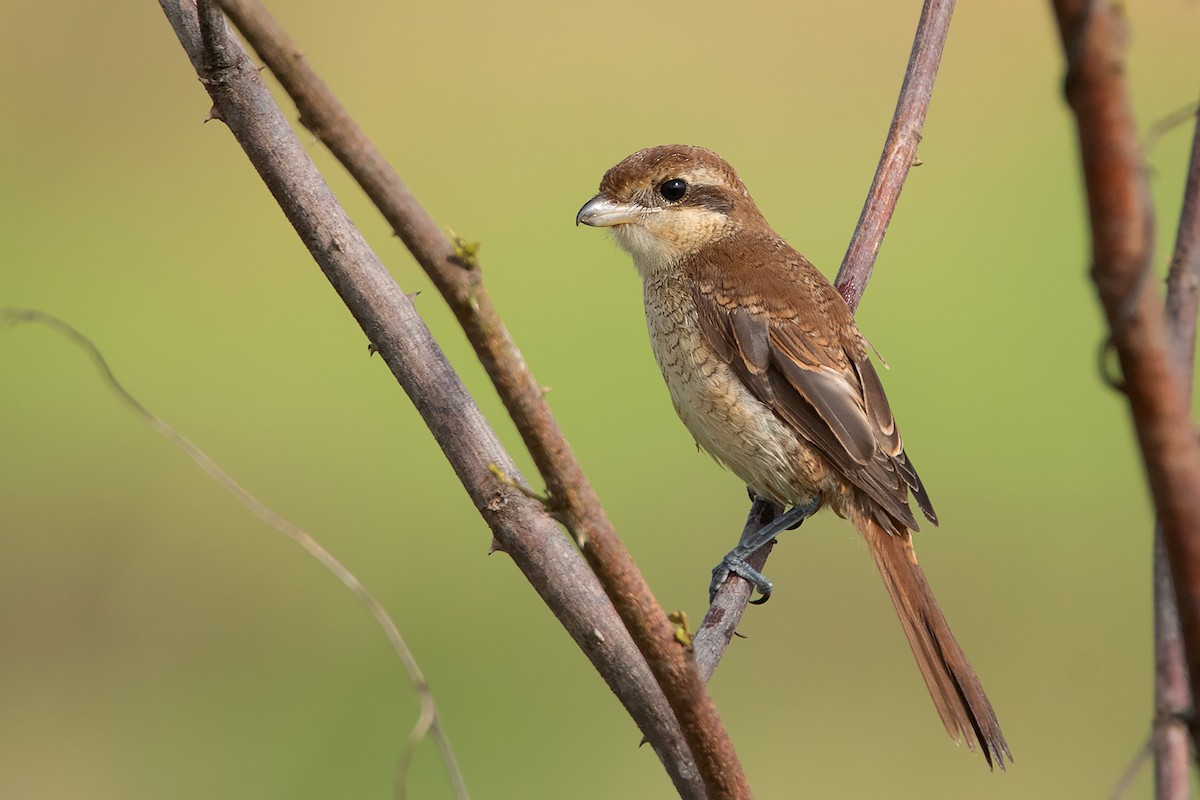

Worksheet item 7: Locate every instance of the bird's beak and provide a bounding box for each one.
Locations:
[576,195,643,227]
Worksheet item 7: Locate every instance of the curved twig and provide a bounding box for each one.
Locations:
[1,307,469,800]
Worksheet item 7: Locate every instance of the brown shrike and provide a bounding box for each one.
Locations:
[576,145,1009,768]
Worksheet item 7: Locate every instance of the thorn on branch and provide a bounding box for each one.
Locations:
[1098,335,1128,395]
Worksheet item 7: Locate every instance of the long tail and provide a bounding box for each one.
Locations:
[852,508,1012,769]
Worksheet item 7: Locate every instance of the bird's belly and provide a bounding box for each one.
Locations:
[644,296,827,506]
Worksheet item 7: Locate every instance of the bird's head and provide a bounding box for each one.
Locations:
[576,145,764,277]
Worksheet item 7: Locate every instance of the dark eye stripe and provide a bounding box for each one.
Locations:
[685,185,734,215]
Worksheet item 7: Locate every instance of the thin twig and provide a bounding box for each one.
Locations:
[693,0,956,682]
[1052,0,1200,767]
[1110,737,1153,800]
[1145,104,1199,162]
[1165,106,1200,351]
[1153,529,1191,800]
[1153,93,1200,800]
[1,308,468,800]
[158,1,717,797]
[836,0,956,310]
[205,1,748,795]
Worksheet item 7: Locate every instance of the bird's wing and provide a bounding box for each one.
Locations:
[690,251,936,533]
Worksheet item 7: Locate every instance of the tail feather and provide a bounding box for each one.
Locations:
[853,508,1012,769]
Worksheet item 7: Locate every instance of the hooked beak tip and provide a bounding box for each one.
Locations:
[576,195,638,228]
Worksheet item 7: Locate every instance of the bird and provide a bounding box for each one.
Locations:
[575,144,1010,769]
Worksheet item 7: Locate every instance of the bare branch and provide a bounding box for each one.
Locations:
[1154,103,1200,800]
[204,2,760,795]
[158,1,713,796]
[693,0,956,682]
[836,0,956,311]
[1051,0,1200,764]
[199,1,755,795]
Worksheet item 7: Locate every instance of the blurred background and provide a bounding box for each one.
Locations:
[2,1,1199,797]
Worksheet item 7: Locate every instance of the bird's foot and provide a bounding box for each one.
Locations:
[710,556,774,605]
[707,496,822,605]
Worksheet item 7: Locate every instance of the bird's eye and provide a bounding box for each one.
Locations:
[658,178,688,202]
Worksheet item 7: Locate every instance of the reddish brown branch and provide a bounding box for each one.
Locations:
[209,0,566,499]
[1154,106,1200,799]
[836,0,956,311]
[159,1,717,797]
[1052,0,1200,767]
[694,0,956,682]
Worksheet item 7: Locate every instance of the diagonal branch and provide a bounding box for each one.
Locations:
[694,0,957,681]
[1154,105,1200,799]
[203,2,756,795]
[159,2,712,797]
[200,1,753,795]
[836,0,956,310]
[1051,0,1200,766]
[211,0,559,490]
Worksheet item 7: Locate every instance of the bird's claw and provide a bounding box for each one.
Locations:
[709,556,774,604]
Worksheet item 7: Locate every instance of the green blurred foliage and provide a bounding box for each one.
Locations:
[2,1,1199,798]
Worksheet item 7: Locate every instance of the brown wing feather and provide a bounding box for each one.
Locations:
[729,307,773,398]
[687,237,936,531]
[769,331,923,533]
[853,356,938,525]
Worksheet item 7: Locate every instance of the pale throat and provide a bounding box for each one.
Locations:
[610,207,738,280]
[611,224,684,279]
